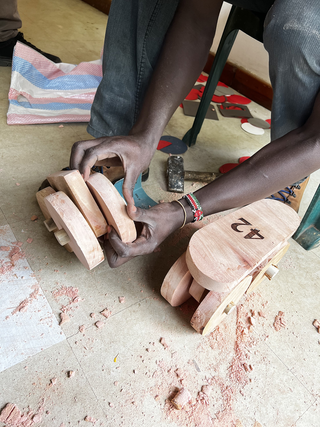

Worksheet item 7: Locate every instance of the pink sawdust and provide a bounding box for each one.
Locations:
[11,286,40,316]
[52,285,80,313]
[0,399,45,426]
[273,311,286,331]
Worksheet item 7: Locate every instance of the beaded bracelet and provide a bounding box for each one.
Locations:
[183,193,203,222]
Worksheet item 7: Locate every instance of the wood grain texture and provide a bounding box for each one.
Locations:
[186,199,300,293]
[36,187,56,220]
[189,279,206,303]
[47,170,108,238]
[246,243,289,294]
[160,252,193,307]
[190,275,252,335]
[86,173,137,243]
[37,186,73,253]
[44,192,104,270]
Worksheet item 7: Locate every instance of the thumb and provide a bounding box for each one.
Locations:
[122,166,138,208]
[126,204,144,222]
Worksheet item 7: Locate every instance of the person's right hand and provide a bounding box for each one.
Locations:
[70,133,158,207]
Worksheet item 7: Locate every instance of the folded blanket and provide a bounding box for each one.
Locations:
[7,42,102,125]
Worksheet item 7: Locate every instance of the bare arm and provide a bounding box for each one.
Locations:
[106,91,320,267]
[70,0,223,205]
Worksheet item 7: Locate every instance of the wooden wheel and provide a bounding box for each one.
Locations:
[44,191,104,270]
[86,173,137,243]
[160,252,193,307]
[246,243,289,294]
[190,275,252,335]
[47,170,108,238]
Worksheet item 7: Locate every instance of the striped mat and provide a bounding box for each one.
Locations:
[7,42,102,125]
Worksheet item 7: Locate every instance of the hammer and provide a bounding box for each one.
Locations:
[167,155,219,193]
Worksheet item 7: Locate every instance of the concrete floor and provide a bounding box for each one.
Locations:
[1,0,320,426]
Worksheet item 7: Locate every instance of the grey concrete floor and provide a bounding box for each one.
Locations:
[0,0,320,426]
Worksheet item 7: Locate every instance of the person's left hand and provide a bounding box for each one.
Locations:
[104,201,184,267]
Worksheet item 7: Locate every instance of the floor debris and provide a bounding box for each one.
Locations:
[273,311,286,331]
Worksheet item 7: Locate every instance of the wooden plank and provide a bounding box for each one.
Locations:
[36,187,56,220]
[160,252,193,307]
[190,275,252,335]
[86,173,137,243]
[186,199,300,293]
[47,170,108,238]
[44,192,104,270]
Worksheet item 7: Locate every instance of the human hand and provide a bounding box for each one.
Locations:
[104,201,185,268]
[70,133,157,206]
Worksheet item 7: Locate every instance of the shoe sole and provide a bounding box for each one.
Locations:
[0,56,12,67]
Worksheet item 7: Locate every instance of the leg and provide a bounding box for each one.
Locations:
[0,0,21,42]
[264,0,320,140]
[88,0,179,138]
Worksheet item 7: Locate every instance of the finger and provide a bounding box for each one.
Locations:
[80,147,119,181]
[108,226,154,257]
[104,240,134,268]
[122,166,139,207]
[70,139,104,170]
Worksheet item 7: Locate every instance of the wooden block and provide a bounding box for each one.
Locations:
[190,275,252,335]
[47,170,108,238]
[189,279,206,303]
[246,243,289,294]
[186,199,300,293]
[160,252,193,307]
[36,186,56,220]
[171,388,192,410]
[86,173,137,243]
[37,186,73,253]
[44,191,104,270]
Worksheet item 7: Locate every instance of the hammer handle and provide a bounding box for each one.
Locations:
[184,171,217,182]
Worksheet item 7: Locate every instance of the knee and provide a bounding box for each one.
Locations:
[264,2,320,66]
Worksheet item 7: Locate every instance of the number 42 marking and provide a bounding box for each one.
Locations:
[231,218,264,240]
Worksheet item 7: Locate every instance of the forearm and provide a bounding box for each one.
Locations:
[178,118,320,224]
[131,0,223,143]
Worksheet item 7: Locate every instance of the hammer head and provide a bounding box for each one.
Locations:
[167,155,184,193]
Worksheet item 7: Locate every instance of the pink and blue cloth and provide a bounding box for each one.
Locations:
[7,42,102,125]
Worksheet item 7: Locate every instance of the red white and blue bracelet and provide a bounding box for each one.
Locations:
[183,193,204,222]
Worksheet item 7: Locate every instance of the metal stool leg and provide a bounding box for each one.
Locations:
[182,6,265,147]
[293,184,320,250]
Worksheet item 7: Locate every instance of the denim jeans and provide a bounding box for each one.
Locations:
[88,0,320,143]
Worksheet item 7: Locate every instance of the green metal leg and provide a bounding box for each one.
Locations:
[182,6,265,147]
[182,8,239,147]
[293,184,320,250]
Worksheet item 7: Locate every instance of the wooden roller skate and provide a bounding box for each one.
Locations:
[161,199,300,335]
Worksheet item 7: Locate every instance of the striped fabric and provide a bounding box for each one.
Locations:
[7,42,102,125]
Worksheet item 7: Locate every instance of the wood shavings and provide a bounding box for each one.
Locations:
[100,308,112,318]
[68,370,75,378]
[50,377,57,386]
[118,296,125,303]
[0,400,44,426]
[11,286,40,316]
[313,319,320,333]
[79,325,85,333]
[90,313,95,318]
[26,238,33,244]
[95,321,104,329]
[160,337,169,349]
[30,215,38,221]
[84,415,97,423]
[59,312,70,326]
[171,388,192,410]
[273,311,286,331]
